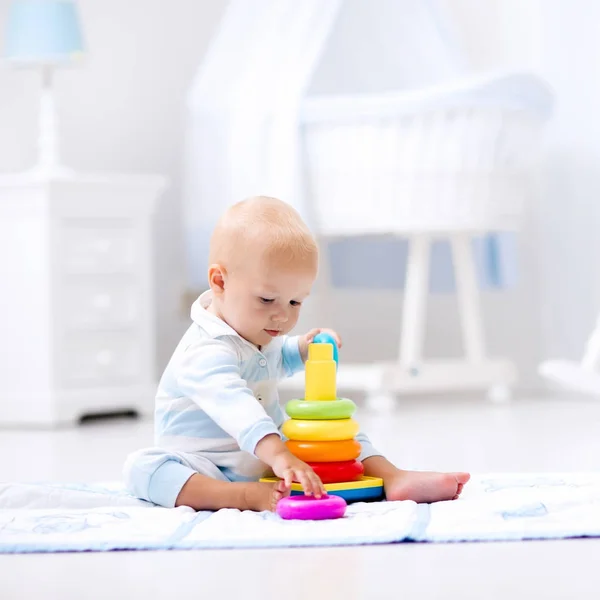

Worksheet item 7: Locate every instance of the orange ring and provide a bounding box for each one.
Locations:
[285,439,361,462]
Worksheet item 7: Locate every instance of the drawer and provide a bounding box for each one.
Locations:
[58,332,142,387]
[61,281,139,330]
[60,221,137,274]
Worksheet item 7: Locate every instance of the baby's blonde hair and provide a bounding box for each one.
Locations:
[209,196,318,272]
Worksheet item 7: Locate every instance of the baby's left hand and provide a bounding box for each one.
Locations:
[299,328,342,361]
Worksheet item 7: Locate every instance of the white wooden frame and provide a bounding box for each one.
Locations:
[540,313,600,396]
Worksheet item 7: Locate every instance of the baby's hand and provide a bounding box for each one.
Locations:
[300,328,342,361]
[271,451,326,498]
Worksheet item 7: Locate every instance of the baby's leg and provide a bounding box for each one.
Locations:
[363,456,470,503]
[384,470,471,503]
[175,473,289,512]
[123,447,288,511]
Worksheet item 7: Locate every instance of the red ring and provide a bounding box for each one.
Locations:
[293,460,364,484]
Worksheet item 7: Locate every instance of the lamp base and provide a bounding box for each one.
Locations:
[29,66,76,181]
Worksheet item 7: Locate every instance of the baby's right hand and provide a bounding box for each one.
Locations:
[271,451,326,498]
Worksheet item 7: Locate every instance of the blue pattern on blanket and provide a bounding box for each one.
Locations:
[2,473,600,552]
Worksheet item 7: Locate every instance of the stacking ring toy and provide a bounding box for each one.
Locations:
[262,476,384,503]
[313,332,339,366]
[276,494,347,520]
[306,460,364,484]
[285,398,356,420]
[282,418,359,441]
[286,439,361,462]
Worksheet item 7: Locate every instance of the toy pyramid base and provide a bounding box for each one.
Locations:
[260,475,384,503]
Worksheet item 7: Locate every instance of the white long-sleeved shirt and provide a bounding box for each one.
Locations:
[149,292,379,482]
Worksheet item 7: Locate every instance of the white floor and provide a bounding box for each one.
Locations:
[2,394,600,599]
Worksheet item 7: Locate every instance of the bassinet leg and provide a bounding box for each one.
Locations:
[399,235,431,370]
[450,234,485,363]
[362,231,515,405]
[451,233,512,402]
[365,235,431,413]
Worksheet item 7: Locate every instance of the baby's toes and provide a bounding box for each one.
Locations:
[276,480,291,498]
[455,472,471,484]
[271,481,291,510]
[270,492,282,512]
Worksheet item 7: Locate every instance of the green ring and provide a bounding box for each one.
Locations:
[285,398,356,420]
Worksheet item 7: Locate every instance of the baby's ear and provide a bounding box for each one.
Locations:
[208,264,226,295]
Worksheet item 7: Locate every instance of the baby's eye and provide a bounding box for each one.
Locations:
[259,297,274,304]
[290,300,301,307]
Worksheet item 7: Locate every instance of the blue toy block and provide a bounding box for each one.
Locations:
[313,332,339,366]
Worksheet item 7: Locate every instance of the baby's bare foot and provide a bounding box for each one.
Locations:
[241,480,290,512]
[385,471,471,504]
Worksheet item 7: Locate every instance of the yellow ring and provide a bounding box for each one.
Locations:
[282,418,359,441]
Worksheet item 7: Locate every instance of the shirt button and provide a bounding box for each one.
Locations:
[259,358,267,367]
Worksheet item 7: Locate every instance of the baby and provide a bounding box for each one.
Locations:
[124,196,470,511]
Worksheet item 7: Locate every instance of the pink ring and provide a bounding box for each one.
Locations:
[276,494,347,520]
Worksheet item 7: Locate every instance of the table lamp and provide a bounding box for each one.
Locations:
[3,0,85,176]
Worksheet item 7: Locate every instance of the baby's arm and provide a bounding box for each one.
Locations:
[277,335,305,378]
[178,339,324,496]
[254,434,325,496]
[276,328,343,379]
[178,339,279,454]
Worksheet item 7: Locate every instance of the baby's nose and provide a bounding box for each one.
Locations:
[272,310,288,323]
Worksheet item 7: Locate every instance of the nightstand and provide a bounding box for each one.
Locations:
[0,173,167,426]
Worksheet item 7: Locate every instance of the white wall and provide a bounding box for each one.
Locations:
[535,0,600,362]
[310,0,467,95]
[0,0,227,370]
[442,0,542,72]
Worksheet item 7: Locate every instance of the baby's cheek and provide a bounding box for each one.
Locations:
[253,305,269,319]
[287,310,301,330]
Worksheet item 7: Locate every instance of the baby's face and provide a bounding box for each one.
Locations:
[221,259,316,348]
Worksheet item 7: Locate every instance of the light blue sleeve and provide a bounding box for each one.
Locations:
[177,339,281,455]
[272,395,289,431]
[279,335,304,378]
[356,431,383,462]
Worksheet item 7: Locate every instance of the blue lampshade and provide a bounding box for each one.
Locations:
[4,0,84,64]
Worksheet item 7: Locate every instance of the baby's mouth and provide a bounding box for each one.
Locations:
[264,329,281,337]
